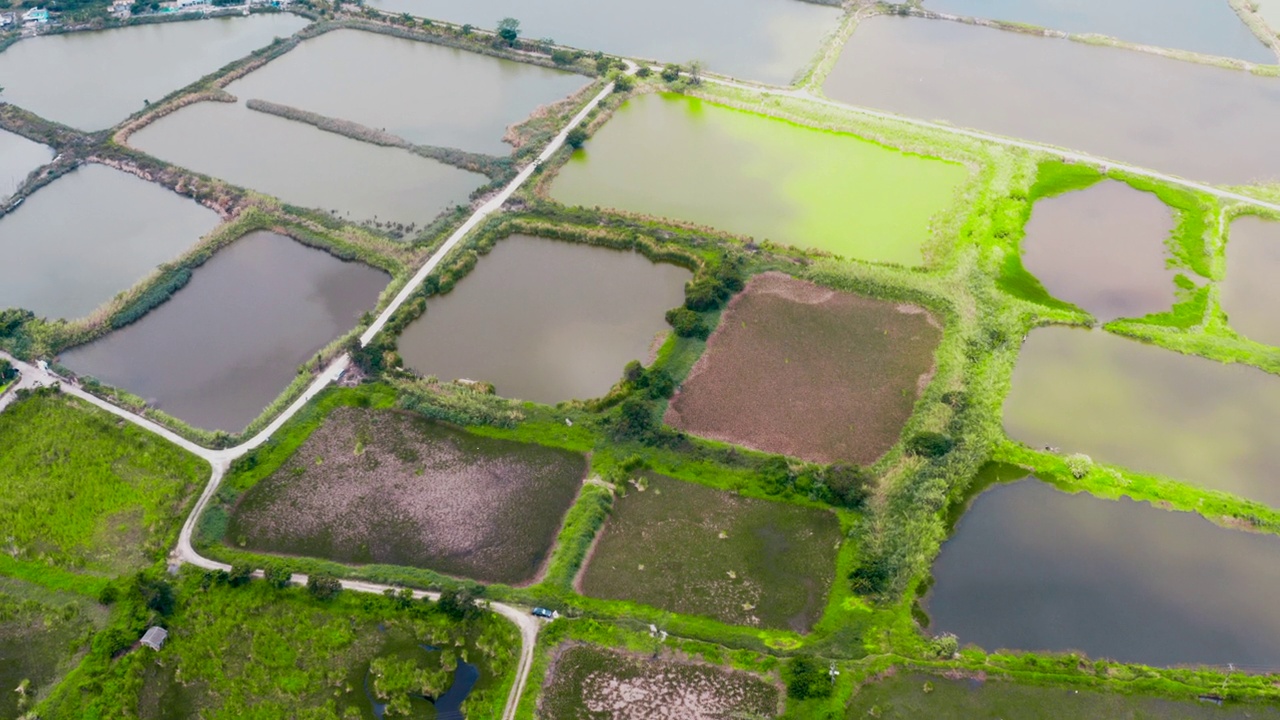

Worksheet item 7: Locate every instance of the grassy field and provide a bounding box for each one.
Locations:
[44,573,519,720]
[844,672,1280,719]
[0,577,106,718]
[665,272,941,465]
[579,473,842,632]
[537,643,780,720]
[0,391,206,582]
[226,407,588,584]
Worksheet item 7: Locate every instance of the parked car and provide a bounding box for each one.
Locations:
[531,607,558,620]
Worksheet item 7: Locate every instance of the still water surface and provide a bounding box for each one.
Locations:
[131,100,484,227]
[824,16,1280,185]
[0,14,307,129]
[1222,216,1280,347]
[928,475,1280,666]
[61,231,387,431]
[552,93,966,265]
[0,130,52,201]
[365,0,841,85]
[1021,180,1177,321]
[0,164,218,320]
[1004,327,1280,507]
[226,28,587,155]
[398,234,689,404]
[923,0,1274,62]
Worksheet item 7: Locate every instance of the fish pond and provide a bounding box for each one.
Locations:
[666,272,940,465]
[846,671,1280,719]
[0,14,307,130]
[927,473,1280,667]
[130,99,484,228]
[1004,326,1280,507]
[0,163,220,320]
[824,16,1280,185]
[552,93,967,265]
[0,129,51,201]
[60,231,388,432]
[922,0,1274,62]
[224,28,588,155]
[397,234,690,405]
[538,644,780,720]
[1222,216,1280,347]
[578,472,841,632]
[1020,179,1178,321]
[366,0,842,85]
[1259,0,1280,31]
[225,407,587,584]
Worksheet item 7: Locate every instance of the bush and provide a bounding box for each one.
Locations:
[784,654,833,700]
[610,395,658,443]
[665,307,710,339]
[566,126,589,150]
[906,431,955,459]
[307,574,342,601]
[613,73,635,93]
[437,587,482,621]
[228,564,254,588]
[550,48,575,65]
[824,464,873,508]
[660,63,681,82]
[264,565,293,589]
[636,66,651,78]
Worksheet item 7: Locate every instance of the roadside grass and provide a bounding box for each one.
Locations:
[0,390,206,581]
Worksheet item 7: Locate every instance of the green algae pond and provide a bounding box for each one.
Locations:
[552,93,966,266]
[397,234,690,405]
[1004,327,1280,507]
[0,14,308,130]
[1222,216,1280,347]
[0,129,52,201]
[224,28,588,155]
[0,163,220,320]
[923,0,1274,62]
[926,473,1280,667]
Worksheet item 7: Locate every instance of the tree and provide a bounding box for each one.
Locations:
[906,431,954,459]
[660,63,681,82]
[307,574,343,601]
[613,73,635,93]
[437,587,481,621]
[686,60,704,85]
[824,464,873,508]
[0,358,14,382]
[496,17,520,45]
[610,395,657,443]
[135,575,176,617]
[665,307,709,340]
[264,565,293,589]
[784,654,833,700]
[565,126,589,150]
[228,563,253,588]
[550,48,575,65]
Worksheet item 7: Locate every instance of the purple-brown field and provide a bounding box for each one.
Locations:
[226,407,587,584]
[665,272,940,465]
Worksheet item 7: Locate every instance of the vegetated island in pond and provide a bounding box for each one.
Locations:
[578,472,841,633]
[226,407,587,585]
[665,272,941,465]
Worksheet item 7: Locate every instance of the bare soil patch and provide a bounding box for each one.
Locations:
[665,272,940,464]
[538,644,780,720]
[578,473,841,632]
[227,407,587,584]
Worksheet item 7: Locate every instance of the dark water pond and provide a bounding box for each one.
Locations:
[1004,327,1280,507]
[0,129,52,201]
[1021,180,1178,322]
[131,100,484,227]
[0,163,219,320]
[923,0,1274,62]
[1222,216,1280,347]
[0,14,307,129]
[398,234,689,404]
[224,28,587,155]
[366,652,478,720]
[60,231,387,431]
[928,473,1280,667]
[824,16,1280,185]
[365,0,842,85]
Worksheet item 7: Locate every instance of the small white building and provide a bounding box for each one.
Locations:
[22,7,49,23]
[0,12,16,27]
[140,626,168,651]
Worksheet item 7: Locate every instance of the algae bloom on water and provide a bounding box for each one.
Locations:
[551,93,967,266]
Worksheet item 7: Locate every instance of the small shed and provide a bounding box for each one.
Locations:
[140,626,168,651]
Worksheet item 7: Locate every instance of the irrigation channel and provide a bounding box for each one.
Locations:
[7,13,1280,717]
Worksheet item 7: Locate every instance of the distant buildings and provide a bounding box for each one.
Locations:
[22,7,50,24]
[0,12,16,27]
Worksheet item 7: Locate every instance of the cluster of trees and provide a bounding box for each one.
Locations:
[784,654,834,700]
[758,456,873,509]
[0,358,15,383]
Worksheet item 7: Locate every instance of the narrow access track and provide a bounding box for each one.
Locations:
[0,69,624,720]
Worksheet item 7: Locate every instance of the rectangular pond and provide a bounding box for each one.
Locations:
[0,163,220,320]
[1004,327,1280,507]
[551,93,966,265]
[397,234,689,404]
[824,16,1280,185]
[0,130,52,201]
[130,100,485,228]
[366,0,843,86]
[60,231,388,432]
[927,473,1280,667]
[1222,216,1280,347]
[922,0,1274,62]
[0,14,308,130]
[224,28,588,155]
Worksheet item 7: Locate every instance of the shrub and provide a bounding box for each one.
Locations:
[550,48,575,65]
[824,464,873,508]
[906,431,955,459]
[307,574,342,601]
[264,565,293,589]
[610,395,658,443]
[784,654,833,700]
[613,73,635,93]
[1066,453,1093,479]
[437,587,482,621]
[636,66,651,78]
[228,564,253,588]
[665,307,710,339]
[566,126,589,150]
[660,63,681,82]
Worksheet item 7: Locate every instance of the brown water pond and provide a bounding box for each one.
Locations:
[1222,216,1280,347]
[60,231,388,432]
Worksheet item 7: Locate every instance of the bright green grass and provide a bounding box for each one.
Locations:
[552,93,968,266]
[0,392,206,579]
